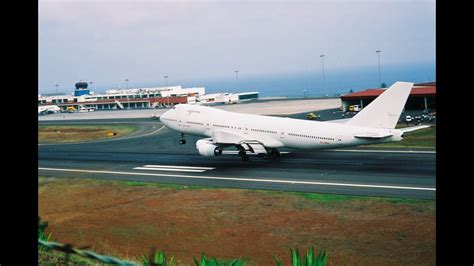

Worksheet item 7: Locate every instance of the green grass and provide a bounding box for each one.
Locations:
[38,124,138,144]
[122,181,209,190]
[259,190,432,205]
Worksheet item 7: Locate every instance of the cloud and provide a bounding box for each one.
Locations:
[39,0,435,92]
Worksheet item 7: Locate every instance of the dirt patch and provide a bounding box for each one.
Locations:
[39,178,435,265]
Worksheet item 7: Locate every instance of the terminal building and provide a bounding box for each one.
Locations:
[38,81,259,112]
[340,82,436,112]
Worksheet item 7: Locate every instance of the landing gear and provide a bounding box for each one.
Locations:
[239,150,250,162]
[179,133,186,145]
[269,148,280,159]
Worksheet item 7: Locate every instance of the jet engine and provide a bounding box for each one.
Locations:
[196,139,222,157]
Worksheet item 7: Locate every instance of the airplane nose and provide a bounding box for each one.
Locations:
[159,110,170,124]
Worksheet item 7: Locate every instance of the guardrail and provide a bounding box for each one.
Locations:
[38,239,140,265]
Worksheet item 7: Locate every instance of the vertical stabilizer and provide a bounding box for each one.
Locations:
[346,82,414,129]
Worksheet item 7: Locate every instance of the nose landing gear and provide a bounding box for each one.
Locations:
[179,133,186,145]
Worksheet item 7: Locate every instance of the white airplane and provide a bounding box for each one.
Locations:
[38,105,60,115]
[160,82,429,161]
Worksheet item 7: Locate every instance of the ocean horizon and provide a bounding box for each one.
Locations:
[40,62,435,98]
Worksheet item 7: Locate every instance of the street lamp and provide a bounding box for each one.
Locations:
[55,84,59,94]
[320,54,326,91]
[124,79,130,109]
[164,75,169,107]
[376,50,382,86]
[235,70,239,80]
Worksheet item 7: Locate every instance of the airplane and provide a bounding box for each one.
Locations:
[160,82,430,161]
[38,105,60,115]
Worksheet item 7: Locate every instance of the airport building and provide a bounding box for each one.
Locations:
[340,82,436,112]
[199,92,259,105]
[38,81,259,112]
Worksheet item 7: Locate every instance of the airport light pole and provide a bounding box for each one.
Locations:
[376,50,382,86]
[320,55,326,91]
[235,70,239,80]
[125,79,130,109]
[164,75,169,107]
[55,84,59,94]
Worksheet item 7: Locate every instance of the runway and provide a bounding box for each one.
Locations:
[38,118,436,199]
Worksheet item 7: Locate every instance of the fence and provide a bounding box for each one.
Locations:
[39,239,140,265]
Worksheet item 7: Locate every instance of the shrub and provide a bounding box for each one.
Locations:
[274,246,328,266]
[141,250,175,266]
[194,253,247,266]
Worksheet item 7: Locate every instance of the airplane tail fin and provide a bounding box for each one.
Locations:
[346,81,414,129]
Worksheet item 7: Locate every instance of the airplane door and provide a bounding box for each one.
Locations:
[243,125,249,135]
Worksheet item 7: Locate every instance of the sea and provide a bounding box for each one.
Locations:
[178,61,436,98]
[41,62,435,98]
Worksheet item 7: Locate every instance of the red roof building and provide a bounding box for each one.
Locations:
[340,82,436,112]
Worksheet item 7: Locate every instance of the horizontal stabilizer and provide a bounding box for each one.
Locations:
[326,118,351,124]
[354,132,393,139]
[400,125,431,133]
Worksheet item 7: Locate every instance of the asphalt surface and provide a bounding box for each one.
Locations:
[38,116,436,200]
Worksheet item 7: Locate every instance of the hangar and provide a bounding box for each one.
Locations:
[340,82,436,112]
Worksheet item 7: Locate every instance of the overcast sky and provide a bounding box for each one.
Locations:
[39,0,435,93]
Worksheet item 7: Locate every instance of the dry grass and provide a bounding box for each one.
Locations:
[39,177,435,265]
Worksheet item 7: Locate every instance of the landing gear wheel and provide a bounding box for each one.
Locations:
[241,155,250,162]
[270,149,280,159]
[179,139,186,145]
[239,150,250,162]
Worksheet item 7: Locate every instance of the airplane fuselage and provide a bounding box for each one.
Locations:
[160,104,403,150]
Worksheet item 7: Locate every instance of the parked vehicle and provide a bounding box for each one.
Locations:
[79,107,95,112]
[348,105,361,112]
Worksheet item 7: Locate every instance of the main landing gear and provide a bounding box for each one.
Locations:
[239,150,250,162]
[179,133,186,145]
[238,148,280,161]
[269,148,280,159]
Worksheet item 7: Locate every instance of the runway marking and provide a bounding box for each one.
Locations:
[133,164,215,173]
[38,167,436,191]
[332,149,435,154]
[222,151,290,155]
[143,164,215,170]
[133,167,207,173]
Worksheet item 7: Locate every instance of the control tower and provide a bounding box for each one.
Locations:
[74,81,90,96]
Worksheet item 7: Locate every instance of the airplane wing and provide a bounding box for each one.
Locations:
[211,130,246,144]
[205,130,283,155]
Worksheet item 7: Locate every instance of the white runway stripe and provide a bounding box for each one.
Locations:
[142,165,215,170]
[133,167,207,173]
[38,167,436,191]
[222,151,290,155]
[332,149,435,154]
